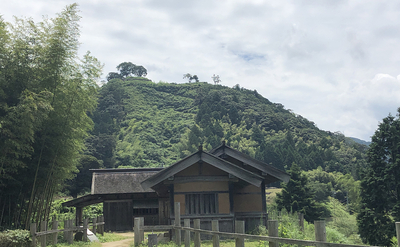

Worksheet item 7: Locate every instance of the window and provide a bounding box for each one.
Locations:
[133,208,159,215]
[185,193,218,215]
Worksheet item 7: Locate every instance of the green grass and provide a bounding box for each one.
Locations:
[54,241,102,247]
[132,239,264,247]
[97,232,131,242]
[265,187,282,204]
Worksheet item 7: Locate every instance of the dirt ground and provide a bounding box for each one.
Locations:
[101,232,134,247]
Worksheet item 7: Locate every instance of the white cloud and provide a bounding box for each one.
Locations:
[3,0,400,141]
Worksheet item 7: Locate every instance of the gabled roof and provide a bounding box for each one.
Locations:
[91,168,163,194]
[210,142,290,183]
[141,149,265,190]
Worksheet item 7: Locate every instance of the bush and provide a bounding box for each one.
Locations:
[0,229,31,247]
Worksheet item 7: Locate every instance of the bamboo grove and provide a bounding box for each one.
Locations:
[0,4,102,229]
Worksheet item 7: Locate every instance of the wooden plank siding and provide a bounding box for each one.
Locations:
[234,184,263,213]
[104,200,133,231]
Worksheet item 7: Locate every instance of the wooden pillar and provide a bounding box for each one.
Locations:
[268,220,278,247]
[298,213,304,232]
[314,220,326,242]
[212,220,219,247]
[40,220,47,247]
[63,220,68,244]
[194,219,201,247]
[52,218,58,245]
[76,206,83,226]
[30,223,37,247]
[261,181,267,213]
[101,215,105,235]
[229,182,234,214]
[170,184,174,218]
[396,222,400,247]
[68,219,73,244]
[83,218,88,242]
[140,217,145,243]
[134,218,141,246]
[148,234,158,247]
[184,219,191,247]
[92,217,97,234]
[235,220,245,247]
[174,202,181,246]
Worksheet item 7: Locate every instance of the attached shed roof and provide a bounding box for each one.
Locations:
[91,168,163,194]
[210,142,290,183]
[141,149,265,190]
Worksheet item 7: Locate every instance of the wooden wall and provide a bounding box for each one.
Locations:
[171,161,264,217]
[174,181,230,215]
[233,185,262,213]
[103,200,133,231]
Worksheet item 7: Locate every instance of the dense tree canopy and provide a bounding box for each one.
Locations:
[106,62,147,81]
[357,109,400,246]
[275,163,325,222]
[82,78,368,177]
[0,4,102,228]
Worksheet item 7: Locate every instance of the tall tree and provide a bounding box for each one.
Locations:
[276,163,324,222]
[107,62,147,80]
[0,4,102,229]
[357,109,400,246]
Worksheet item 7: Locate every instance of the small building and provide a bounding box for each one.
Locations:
[63,142,289,232]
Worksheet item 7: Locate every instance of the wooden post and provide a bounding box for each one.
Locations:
[148,234,158,247]
[184,218,191,247]
[194,219,201,247]
[268,220,278,247]
[315,220,326,242]
[298,213,304,232]
[63,220,68,244]
[140,217,145,243]
[235,221,245,247]
[212,220,219,247]
[96,216,100,234]
[76,207,83,226]
[40,220,47,247]
[396,222,400,247]
[174,202,181,246]
[134,218,141,246]
[52,218,58,245]
[83,218,88,242]
[30,223,37,247]
[92,217,97,234]
[100,215,104,235]
[68,219,73,244]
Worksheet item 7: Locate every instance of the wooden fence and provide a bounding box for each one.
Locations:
[30,216,105,247]
[134,202,387,247]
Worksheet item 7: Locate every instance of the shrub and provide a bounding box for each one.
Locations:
[0,229,31,247]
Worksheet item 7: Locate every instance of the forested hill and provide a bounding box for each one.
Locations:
[72,77,368,195]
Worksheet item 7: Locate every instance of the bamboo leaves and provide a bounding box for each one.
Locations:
[0,4,101,228]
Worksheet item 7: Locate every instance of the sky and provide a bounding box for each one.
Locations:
[2,0,400,142]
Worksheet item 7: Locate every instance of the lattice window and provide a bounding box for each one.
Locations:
[185,193,218,215]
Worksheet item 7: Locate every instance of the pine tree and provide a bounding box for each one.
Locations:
[357,109,400,246]
[276,163,324,222]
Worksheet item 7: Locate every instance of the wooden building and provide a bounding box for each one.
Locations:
[63,142,289,232]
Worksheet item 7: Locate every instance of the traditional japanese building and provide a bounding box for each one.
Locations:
[63,142,289,232]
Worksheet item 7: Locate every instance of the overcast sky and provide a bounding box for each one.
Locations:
[3,0,400,141]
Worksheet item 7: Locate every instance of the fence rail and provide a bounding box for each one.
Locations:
[135,202,385,247]
[30,215,105,247]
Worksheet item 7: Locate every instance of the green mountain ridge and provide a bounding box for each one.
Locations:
[349,137,371,146]
[69,77,368,196]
